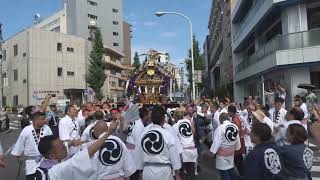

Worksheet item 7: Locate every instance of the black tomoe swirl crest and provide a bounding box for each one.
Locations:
[141,130,164,156]
[89,126,98,140]
[225,124,238,142]
[179,122,192,137]
[99,139,123,166]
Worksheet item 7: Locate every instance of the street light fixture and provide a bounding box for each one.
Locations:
[155,11,196,101]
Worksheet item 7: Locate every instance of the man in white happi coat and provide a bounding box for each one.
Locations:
[268,97,287,129]
[274,107,305,146]
[81,111,106,144]
[138,105,182,180]
[91,120,137,180]
[125,107,148,180]
[173,110,198,177]
[210,112,241,180]
[11,112,53,179]
[59,105,82,157]
[31,121,118,180]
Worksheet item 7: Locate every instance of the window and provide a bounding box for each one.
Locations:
[14,44,18,56]
[57,43,62,51]
[113,21,119,25]
[23,52,26,57]
[113,43,119,47]
[67,47,74,52]
[67,71,75,76]
[13,95,18,106]
[88,14,98,20]
[111,82,116,87]
[2,50,6,60]
[113,32,119,36]
[13,69,18,81]
[2,73,7,87]
[57,67,63,77]
[87,0,97,6]
[112,9,119,13]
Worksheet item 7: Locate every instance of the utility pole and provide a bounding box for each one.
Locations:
[0,22,4,108]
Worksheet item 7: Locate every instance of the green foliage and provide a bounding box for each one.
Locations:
[86,29,106,100]
[132,52,141,72]
[185,35,204,86]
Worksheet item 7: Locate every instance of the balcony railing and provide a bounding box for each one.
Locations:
[236,28,320,73]
[105,56,126,69]
[233,0,266,42]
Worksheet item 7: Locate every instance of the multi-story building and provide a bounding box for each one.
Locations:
[103,47,127,100]
[0,0,129,106]
[204,0,234,98]
[123,22,132,67]
[232,0,320,106]
[1,28,89,106]
[158,52,170,64]
[35,0,124,52]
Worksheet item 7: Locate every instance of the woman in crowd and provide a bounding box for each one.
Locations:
[278,124,313,180]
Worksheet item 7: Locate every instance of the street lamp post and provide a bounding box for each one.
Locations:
[0,22,4,108]
[155,11,196,101]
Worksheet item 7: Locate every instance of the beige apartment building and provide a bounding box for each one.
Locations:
[1,28,89,106]
[203,0,235,98]
[0,0,131,106]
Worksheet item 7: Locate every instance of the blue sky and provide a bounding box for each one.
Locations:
[0,0,211,66]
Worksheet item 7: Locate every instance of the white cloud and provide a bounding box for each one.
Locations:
[160,32,177,38]
[143,21,159,27]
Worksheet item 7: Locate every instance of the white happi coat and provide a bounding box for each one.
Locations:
[268,107,287,128]
[138,124,182,180]
[300,103,309,130]
[81,121,99,143]
[59,115,81,156]
[126,118,145,164]
[47,149,95,180]
[274,120,303,146]
[173,119,198,162]
[11,124,52,175]
[91,135,137,180]
[163,123,183,155]
[210,120,241,170]
[241,110,254,152]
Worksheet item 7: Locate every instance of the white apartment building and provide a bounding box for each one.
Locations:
[0,0,129,106]
[232,0,320,106]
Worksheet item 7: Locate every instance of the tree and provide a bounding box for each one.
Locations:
[86,28,106,100]
[185,35,203,87]
[132,52,141,72]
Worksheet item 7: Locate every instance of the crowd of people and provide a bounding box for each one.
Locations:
[0,91,318,180]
